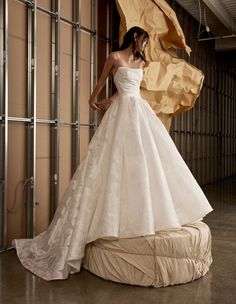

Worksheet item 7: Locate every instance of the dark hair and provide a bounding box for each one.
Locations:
[119,26,149,62]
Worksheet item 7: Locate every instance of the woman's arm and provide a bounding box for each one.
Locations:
[96,91,118,111]
[88,53,115,110]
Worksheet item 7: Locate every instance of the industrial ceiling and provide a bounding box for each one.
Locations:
[176,0,236,51]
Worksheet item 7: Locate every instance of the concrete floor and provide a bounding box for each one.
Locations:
[1,176,236,304]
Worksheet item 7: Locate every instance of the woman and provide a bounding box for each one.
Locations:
[88,26,148,111]
[13,26,213,281]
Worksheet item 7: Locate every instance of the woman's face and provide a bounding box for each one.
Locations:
[135,33,148,52]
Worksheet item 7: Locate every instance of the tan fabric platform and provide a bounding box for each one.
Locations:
[82,221,212,287]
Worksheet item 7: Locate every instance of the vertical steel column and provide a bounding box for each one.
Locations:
[229,72,232,176]
[224,70,227,177]
[105,0,110,99]
[233,74,235,174]
[206,59,210,184]
[192,36,198,178]
[215,61,220,180]
[224,71,227,177]
[211,54,215,182]
[89,0,98,139]
[0,0,8,250]
[201,48,205,184]
[196,45,201,183]
[231,73,233,175]
[228,72,230,176]
[72,0,81,173]
[222,71,226,178]
[201,50,205,184]
[229,72,232,175]
[220,69,224,179]
[230,72,233,176]
[26,0,37,237]
[225,73,229,186]
[210,54,215,182]
[217,64,222,179]
[226,71,229,177]
[50,0,60,219]
[225,71,228,177]
[232,73,236,174]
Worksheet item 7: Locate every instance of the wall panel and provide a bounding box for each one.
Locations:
[59,126,72,202]
[0,0,103,249]
[37,10,51,119]
[60,22,73,122]
[7,123,27,244]
[35,124,50,234]
[8,0,27,118]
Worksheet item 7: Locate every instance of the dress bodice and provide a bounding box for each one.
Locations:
[113,66,143,97]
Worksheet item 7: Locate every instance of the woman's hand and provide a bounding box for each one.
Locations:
[88,99,101,110]
[88,98,114,111]
[97,98,114,110]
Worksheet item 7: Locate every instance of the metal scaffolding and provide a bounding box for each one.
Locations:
[0,0,8,250]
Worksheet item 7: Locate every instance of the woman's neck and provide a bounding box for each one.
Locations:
[122,45,138,63]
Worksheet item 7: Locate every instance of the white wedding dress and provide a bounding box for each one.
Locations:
[13,66,213,281]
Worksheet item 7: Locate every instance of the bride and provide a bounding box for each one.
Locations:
[88,26,148,111]
[13,26,213,281]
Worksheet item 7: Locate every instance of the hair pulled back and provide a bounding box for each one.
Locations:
[119,26,149,62]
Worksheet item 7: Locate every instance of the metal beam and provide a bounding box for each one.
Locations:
[72,0,81,174]
[26,0,37,238]
[198,34,236,41]
[105,0,110,99]
[90,0,98,140]
[0,0,8,250]
[50,0,60,220]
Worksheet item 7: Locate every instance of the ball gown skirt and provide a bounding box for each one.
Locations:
[12,66,213,280]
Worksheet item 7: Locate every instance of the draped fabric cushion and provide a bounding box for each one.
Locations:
[82,221,212,287]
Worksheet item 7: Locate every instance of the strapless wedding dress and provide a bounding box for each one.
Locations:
[13,66,213,280]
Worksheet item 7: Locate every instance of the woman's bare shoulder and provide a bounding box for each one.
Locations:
[106,51,124,69]
[108,50,123,60]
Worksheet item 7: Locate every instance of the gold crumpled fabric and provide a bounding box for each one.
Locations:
[115,0,204,131]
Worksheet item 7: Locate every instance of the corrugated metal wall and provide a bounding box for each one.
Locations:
[167,0,236,185]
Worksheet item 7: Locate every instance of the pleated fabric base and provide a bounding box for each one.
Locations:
[82,221,212,288]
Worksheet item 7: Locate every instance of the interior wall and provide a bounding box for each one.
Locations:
[7,0,28,244]
[4,0,98,247]
[167,0,236,185]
